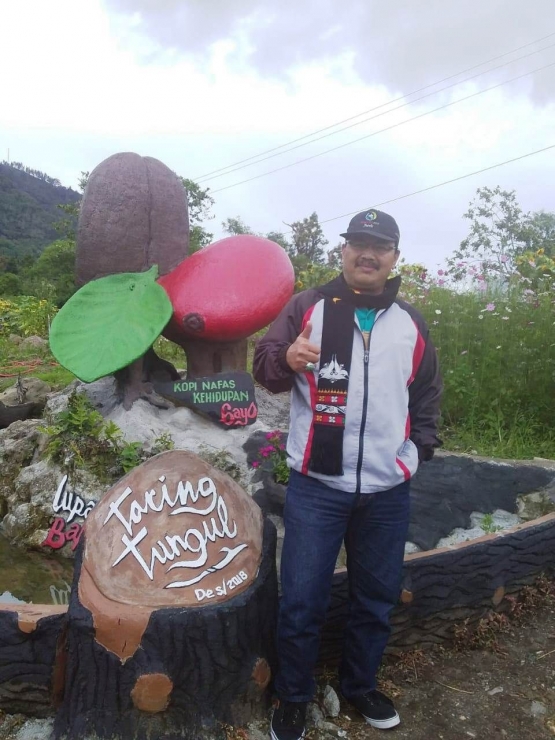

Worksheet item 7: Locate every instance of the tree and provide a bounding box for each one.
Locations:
[327,243,343,270]
[222,216,253,236]
[447,187,527,282]
[179,177,215,252]
[0,272,21,296]
[448,186,555,283]
[522,211,555,257]
[22,239,76,305]
[266,231,291,251]
[285,212,328,265]
[53,171,89,241]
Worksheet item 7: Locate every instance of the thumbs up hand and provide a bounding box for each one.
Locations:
[286,322,321,373]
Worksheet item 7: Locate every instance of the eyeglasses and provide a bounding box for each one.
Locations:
[345,240,397,255]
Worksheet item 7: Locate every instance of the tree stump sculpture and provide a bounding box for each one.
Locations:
[54,450,277,740]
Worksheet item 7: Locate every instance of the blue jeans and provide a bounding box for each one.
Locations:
[275,469,410,702]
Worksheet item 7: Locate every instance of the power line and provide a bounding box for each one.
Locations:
[211,60,555,195]
[194,31,555,182]
[200,42,555,185]
[317,144,555,229]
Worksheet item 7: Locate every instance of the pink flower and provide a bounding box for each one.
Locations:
[500,255,509,263]
[438,279,445,286]
[437,269,444,276]
[251,461,260,468]
[485,303,495,311]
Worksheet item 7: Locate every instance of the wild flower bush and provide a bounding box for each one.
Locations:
[404,260,555,458]
[0,296,57,337]
[252,430,289,484]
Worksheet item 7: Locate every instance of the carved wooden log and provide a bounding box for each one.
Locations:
[320,513,555,665]
[54,451,278,740]
[0,605,67,717]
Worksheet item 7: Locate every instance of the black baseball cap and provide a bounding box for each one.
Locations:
[340,209,400,246]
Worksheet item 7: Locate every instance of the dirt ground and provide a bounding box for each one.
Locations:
[0,599,553,740]
[313,601,555,740]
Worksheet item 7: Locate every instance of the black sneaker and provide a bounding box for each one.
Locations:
[270,700,307,740]
[349,689,400,729]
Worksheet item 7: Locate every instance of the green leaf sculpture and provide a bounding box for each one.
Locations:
[50,266,173,383]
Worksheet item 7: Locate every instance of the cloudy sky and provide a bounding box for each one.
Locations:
[1,0,554,269]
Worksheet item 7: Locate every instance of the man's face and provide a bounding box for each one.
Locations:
[342,237,399,293]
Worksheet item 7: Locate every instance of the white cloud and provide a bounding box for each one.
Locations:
[0,0,554,271]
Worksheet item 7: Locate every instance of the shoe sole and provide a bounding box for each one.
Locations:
[270,729,306,740]
[362,711,401,730]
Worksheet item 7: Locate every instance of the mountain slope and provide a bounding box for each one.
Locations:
[0,163,80,262]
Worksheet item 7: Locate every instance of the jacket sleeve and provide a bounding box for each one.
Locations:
[253,290,318,394]
[408,329,443,462]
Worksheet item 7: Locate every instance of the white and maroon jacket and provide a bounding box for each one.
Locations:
[253,276,442,494]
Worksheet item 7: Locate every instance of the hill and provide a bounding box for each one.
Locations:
[0,162,80,266]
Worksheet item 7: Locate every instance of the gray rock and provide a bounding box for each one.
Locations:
[405,541,421,554]
[307,701,325,727]
[530,700,547,717]
[0,377,51,409]
[436,510,522,549]
[518,489,555,521]
[1,460,104,552]
[0,591,26,604]
[0,420,42,470]
[322,685,341,718]
[488,686,504,696]
[15,719,55,740]
[20,335,48,350]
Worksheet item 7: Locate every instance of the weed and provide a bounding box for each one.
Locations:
[150,432,175,456]
[41,391,146,482]
[453,611,512,654]
[480,513,503,534]
[198,446,245,485]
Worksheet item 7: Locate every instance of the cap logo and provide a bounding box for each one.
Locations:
[365,210,377,221]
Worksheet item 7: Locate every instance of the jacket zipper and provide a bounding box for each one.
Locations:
[355,341,370,496]
[354,309,385,498]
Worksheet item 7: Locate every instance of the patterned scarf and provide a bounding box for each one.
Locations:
[308,274,401,476]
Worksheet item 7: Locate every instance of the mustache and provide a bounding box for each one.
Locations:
[355,258,379,267]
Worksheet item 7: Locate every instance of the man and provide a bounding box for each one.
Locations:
[253,209,442,740]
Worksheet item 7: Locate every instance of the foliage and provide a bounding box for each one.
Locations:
[413,260,555,459]
[0,272,21,296]
[293,259,339,292]
[480,513,502,534]
[180,177,215,252]
[251,430,289,484]
[0,162,80,267]
[0,296,58,337]
[40,391,174,482]
[198,446,244,484]
[150,432,175,455]
[447,187,555,286]
[21,239,76,305]
[222,216,252,235]
[285,211,328,264]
